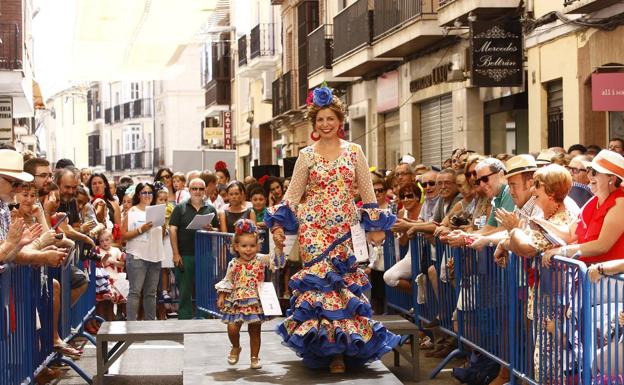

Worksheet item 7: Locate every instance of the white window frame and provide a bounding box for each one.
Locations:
[123,124,142,153]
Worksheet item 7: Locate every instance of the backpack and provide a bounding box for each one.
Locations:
[452,351,500,385]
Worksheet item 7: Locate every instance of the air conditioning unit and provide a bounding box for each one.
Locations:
[261,71,274,102]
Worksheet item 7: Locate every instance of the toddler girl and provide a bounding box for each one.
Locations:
[215,219,285,369]
[96,229,127,320]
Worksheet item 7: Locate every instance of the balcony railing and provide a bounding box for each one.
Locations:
[103,99,152,125]
[0,23,20,70]
[373,0,433,39]
[333,0,373,60]
[205,79,231,107]
[105,151,153,172]
[238,35,247,67]
[249,23,275,60]
[104,108,112,124]
[272,71,295,117]
[123,102,131,119]
[308,24,333,74]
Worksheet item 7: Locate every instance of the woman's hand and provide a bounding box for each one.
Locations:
[38,230,58,249]
[140,222,153,233]
[367,231,385,246]
[434,225,451,238]
[216,293,225,310]
[495,209,520,232]
[22,223,44,248]
[6,218,26,247]
[587,264,602,283]
[391,219,411,234]
[494,241,509,268]
[542,247,561,268]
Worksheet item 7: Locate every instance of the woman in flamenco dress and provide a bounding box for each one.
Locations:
[266,84,400,373]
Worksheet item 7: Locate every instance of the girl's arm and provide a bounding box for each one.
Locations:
[219,212,227,233]
[249,210,257,224]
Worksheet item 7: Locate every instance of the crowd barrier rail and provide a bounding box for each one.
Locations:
[194,228,624,385]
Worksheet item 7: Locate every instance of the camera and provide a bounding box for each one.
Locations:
[80,244,102,262]
[450,212,471,227]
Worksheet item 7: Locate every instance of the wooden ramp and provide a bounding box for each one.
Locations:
[183,331,404,385]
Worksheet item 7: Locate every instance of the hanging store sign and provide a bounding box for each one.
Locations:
[592,73,624,111]
[470,19,523,87]
[223,111,232,149]
[0,97,13,143]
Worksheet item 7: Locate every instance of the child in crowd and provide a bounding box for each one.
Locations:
[96,229,127,321]
[155,187,177,318]
[215,219,285,369]
[172,172,190,204]
[249,187,268,229]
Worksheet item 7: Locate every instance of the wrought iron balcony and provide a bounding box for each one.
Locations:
[104,108,112,124]
[103,99,152,125]
[238,35,248,67]
[205,79,231,107]
[308,24,333,75]
[272,71,295,117]
[563,0,620,13]
[333,0,373,61]
[249,23,275,60]
[105,151,153,172]
[0,23,21,70]
[373,0,433,39]
[113,105,121,122]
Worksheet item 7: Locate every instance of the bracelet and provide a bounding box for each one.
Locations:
[598,263,605,276]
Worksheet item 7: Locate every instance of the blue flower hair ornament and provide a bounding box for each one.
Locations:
[312,86,334,107]
[233,218,258,236]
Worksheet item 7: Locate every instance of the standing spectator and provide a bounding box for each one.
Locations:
[214,161,231,186]
[567,144,587,157]
[371,173,389,209]
[172,172,190,204]
[264,177,284,206]
[54,158,74,171]
[475,158,515,232]
[87,173,122,229]
[24,158,53,200]
[154,168,176,204]
[219,181,256,233]
[567,155,594,208]
[200,172,225,211]
[169,178,219,319]
[587,144,602,157]
[608,138,624,156]
[121,183,163,321]
[80,167,92,186]
[394,162,415,188]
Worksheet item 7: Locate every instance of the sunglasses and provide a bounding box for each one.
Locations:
[588,168,598,177]
[374,188,386,194]
[567,167,586,175]
[139,191,153,196]
[474,172,497,186]
[464,170,477,179]
[190,187,204,191]
[160,174,172,180]
[399,193,417,200]
[422,181,436,187]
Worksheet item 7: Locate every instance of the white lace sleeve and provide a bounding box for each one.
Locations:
[354,144,376,205]
[214,260,234,293]
[282,150,310,206]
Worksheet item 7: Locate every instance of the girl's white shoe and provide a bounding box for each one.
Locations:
[227,346,242,365]
[250,357,262,369]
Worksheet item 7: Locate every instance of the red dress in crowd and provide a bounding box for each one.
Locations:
[577,188,624,265]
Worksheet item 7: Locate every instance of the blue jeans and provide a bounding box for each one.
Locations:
[126,254,161,320]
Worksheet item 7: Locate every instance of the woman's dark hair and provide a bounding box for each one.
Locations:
[398,182,423,202]
[116,181,133,202]
[263,176,283,198]
[87,173,115,202]
[225,180,246,196]
[216,168,231,182]
[154,168,174,184]
[132,183,156,206]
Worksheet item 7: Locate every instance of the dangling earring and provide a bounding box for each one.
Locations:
[310,130,320,141]
[338,127,346,139]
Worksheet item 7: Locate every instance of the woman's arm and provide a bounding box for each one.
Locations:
[280,152,309,206]
[111,200,122,226]
[219,212,227,233]
[508,228,539,258]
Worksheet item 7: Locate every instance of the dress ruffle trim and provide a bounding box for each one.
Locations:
[289,269,371,297]
[265,201,299,233]
[276,317,400,368]
[360,206,396,232]
[290,296,372,323]
[221,298,267,324]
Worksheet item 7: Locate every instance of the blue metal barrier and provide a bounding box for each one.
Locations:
[195,231,234,317]
[384,231,413,314]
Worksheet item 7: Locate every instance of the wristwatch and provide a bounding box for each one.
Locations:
[597,264,605,276]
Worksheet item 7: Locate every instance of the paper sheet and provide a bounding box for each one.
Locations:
[146,204,166,228]
[351,224,369,263]
[258,282,282,316]
[185,213,216,230]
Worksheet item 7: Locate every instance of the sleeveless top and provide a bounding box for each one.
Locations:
[225,208,251,233]
[577,188,624,265]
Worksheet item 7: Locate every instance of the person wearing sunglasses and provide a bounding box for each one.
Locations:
[475,158,515,233]
[567,155,593,208]
[371,174,389,210]
[541,150,624,268]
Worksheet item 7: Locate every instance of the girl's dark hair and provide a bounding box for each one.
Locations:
[263,176,283,198]
[132,183,156,206]
[216,168,230,182]
[154,168,173,184]
[87,173,115,202]
[76,186,90,199]
[225,180,246,196]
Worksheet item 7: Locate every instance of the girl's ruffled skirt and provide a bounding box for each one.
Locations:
[221,297,268,324]
[277,254,400,368]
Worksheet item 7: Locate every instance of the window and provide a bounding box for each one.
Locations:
[123,125,142,153]
[546,79,563,148]
[130,82,140,100]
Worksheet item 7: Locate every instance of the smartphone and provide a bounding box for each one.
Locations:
[52,213,68,231]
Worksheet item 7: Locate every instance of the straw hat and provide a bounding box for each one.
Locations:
[591,150,624,181]
[0,149,34,182]
[505,154,537,178]
[536,149,557,166]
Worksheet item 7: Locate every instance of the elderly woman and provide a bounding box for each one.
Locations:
[542,150,624,267]
[505,164,577,385]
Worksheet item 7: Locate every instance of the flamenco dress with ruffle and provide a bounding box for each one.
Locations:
[215,253,286,324]
[265,141,400,368]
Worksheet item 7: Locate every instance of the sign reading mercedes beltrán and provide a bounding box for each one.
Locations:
[470,19,523,87]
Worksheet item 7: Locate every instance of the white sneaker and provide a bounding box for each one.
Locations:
[416,273,426,304]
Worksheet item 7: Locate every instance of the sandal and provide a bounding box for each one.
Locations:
[227,346,242,365]
[329,355,345,374]
[250,357,262,369]
[54,343,82,360]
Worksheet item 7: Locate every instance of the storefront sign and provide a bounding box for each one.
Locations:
[0,97,13,143]
[409,63,452,92]
[592,73,624,111]
[377,70,399,113]
[223,111,232,149]
[470,20,523,87]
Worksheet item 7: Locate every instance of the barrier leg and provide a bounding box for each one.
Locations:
[55,355,94,384]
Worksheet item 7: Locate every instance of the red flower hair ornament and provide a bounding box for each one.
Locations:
[233,219,258,236]
[215,161,228,172]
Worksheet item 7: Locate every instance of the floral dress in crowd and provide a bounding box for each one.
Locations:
[265,141,399,368]
[215,253,285,324]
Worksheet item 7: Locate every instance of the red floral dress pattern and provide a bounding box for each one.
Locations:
[268,142,399,368]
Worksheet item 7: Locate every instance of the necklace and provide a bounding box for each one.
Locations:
[545,202,562,220]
